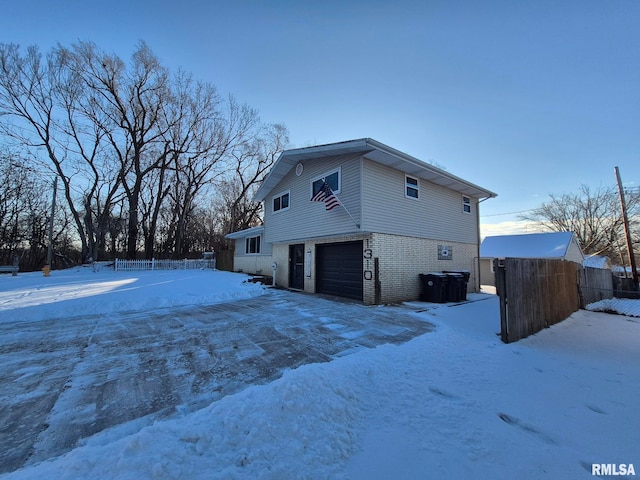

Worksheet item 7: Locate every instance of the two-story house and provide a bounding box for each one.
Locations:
[226,138,496,304]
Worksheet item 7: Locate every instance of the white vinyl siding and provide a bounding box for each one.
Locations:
[264,153,362,244]
[361,159,478,244]
[565,238,585,264]
[261,154,479,246]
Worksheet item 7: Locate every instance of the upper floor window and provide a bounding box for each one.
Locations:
[462,196,471,214]
[311,168,340,198]
[405,175,419,199]
[245,235,261,254]
[272,191,290,213]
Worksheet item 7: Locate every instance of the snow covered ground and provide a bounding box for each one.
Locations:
[1,267,638,479]
[0,264,265,322]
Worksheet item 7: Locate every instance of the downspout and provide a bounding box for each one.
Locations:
[476,197,491,291]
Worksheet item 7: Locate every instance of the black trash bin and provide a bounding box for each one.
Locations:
[443,270,470,301]
[443,272,464,302]
[419,273,448,303]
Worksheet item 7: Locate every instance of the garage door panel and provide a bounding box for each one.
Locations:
[316,241,363,301]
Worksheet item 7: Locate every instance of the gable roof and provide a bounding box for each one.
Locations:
[480,232,581,259]
[254,138,497,202]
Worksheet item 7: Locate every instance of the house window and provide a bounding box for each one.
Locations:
[405,175,419,199]
[245,235,261,254]
[463,196,471,214]
[311,169,340,198]
[272,191,290,213]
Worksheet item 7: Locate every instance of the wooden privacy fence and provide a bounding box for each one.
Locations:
[114,258,216,272]
[495,259,615,344]
[579,267,615,306]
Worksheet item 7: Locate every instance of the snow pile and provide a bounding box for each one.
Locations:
[587,297,640,317]
[0,267,265,323]
[10,363,361,480]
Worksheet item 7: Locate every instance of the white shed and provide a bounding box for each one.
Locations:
[479,231,584,286]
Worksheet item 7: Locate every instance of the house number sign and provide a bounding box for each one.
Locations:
[363,239,373,281]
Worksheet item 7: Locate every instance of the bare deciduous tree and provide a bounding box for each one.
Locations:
[220,122,289,236]
[0,149,72,269]
[521,184,640,263]
[0,41,289,266]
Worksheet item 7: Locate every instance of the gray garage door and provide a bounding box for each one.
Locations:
[316,241,363,301]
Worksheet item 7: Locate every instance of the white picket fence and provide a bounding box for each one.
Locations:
[114,258,216,272]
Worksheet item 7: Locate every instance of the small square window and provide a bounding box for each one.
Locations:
[272,191,290,213]
[463,196,471,214]
[405,175,419,199]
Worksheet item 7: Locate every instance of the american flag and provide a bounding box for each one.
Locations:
[311,182,340,211]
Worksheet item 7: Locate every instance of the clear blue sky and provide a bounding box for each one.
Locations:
[2,0,639,234]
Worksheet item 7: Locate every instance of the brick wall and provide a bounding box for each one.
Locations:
[369,233,478,304]
[272,232,478,305]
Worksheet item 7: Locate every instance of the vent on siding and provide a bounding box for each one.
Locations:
[438,245,453,261]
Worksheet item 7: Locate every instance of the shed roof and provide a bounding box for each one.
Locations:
[254,138,497,202]
[225,225,264,240]
[480,232,579,259]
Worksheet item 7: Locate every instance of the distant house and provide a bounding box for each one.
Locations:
[612,265,639,278]
[583,254,613,270]
[480,231,584,286]
[226,138,496,304]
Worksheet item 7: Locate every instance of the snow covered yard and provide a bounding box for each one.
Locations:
[0,265,266,322]
[1,268,639,479]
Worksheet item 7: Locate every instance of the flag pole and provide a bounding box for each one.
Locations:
[312,180,360,229]
[332,191,360,229]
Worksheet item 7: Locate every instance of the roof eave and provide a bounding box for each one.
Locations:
[225,225,265,239]
[253,138,497,202]
[363,138,497,199]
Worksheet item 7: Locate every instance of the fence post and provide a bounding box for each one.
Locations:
[493,258,509,343]
[184,258,187,270]
[115,258,119,272]
[495,259,508,343]
[151,258,155,271]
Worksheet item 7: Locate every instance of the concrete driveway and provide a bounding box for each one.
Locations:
[0,289,433,474]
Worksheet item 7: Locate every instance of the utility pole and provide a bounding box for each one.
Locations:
[615,166,638,290]
[45,177,57,275]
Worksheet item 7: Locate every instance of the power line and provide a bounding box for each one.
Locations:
[480,209,536,218]
[480,184,639,219]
